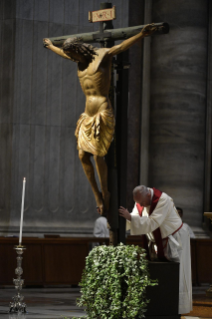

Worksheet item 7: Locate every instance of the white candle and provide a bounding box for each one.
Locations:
[19,177,26,246]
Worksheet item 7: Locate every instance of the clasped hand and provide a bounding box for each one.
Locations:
[119,206,131,221]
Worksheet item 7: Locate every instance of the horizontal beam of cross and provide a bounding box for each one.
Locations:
[47,22,169,47]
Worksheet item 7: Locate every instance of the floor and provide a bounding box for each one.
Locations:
[0,286,210,319]
[0,288,84,319]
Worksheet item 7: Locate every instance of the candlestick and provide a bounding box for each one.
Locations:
[19,178,26,246]
[9,246,27,313]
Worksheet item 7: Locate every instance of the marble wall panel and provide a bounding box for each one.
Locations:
[46,126,61,213]
[79,0,93,28]
[0,1,3,20]
[49,0,65,24]
[31,21,49,126]
[149,0,208,226]
[204,2,212,214]
[31,125,45,212]
[2,0,16,20]
[34,0,49,22]
[64,0,79,26]
[19,20,33,125]
[60,127,76,213]
[127,0,144,210]
[16,0,34,20]
[0,17,15,227]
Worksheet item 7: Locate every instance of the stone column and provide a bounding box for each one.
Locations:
[204,1,212,213]
[140,0,152,186]
[149,0,208,226]
[126,0,144,210]
[204,1,212,232]
[0,0,16,231]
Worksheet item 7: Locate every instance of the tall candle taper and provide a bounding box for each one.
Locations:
[19,177,26,246]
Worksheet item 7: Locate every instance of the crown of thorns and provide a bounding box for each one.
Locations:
[62,37,98,62]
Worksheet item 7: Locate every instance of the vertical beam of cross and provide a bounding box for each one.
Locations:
[97,3,119,245]
[95,3,128,245]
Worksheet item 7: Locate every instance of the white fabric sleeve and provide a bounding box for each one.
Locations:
[187,225,195,238]
[130,193,170,235]
[126,203,139,231]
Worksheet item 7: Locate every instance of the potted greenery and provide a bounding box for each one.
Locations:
[73,243,157,319]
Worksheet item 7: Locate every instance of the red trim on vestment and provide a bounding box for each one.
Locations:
[172,222,183,235]
[136,188,167,261]
[163,223,183,249]
[136,204,144,216]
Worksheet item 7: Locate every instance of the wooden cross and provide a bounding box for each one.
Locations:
[47,19,169,49]
[43,2,169,245]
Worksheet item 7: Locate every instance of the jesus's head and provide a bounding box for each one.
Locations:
[133,185,151,207]
[62,37,98,63]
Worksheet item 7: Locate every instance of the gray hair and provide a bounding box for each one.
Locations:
[133,185,149,197]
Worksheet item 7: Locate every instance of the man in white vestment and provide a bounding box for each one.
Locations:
[119,185,192,315]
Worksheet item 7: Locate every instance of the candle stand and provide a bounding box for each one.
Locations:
[9,246,27,313]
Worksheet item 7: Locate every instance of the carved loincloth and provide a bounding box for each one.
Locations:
[75,107,115,157]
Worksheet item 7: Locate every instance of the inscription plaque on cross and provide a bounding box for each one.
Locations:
[43,2,169,245]
[89,6,115,47]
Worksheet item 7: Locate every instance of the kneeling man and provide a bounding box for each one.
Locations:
[119,185,192,315]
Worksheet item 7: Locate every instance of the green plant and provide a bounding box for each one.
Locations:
[73,243,157,319]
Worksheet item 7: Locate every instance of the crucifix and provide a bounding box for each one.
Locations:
[43,2,169,245]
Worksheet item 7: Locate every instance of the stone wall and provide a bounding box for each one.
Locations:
[0,0,16,233]
[149,0,208,226]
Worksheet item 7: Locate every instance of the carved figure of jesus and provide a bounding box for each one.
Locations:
[44,24,156,215]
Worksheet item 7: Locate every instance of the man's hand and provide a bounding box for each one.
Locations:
[119,206,131,221]
[142,23,157,36]
[43,38,53,48]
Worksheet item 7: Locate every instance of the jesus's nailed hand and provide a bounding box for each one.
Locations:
[43,38,52,48]
[142,23,157,35]
[118,206,131,221]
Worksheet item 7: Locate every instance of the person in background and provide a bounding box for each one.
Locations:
[176,207,195,239]
[93,207,109,238]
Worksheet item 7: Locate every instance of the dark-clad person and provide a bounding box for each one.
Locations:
[119,185,192,315]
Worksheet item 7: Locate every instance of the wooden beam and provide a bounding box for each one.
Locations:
[46,22,169,47]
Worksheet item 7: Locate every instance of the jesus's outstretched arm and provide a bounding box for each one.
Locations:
[43,38,73,60]
[107,23,157,57]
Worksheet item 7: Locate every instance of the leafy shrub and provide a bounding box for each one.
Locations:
[74,243,157,319]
